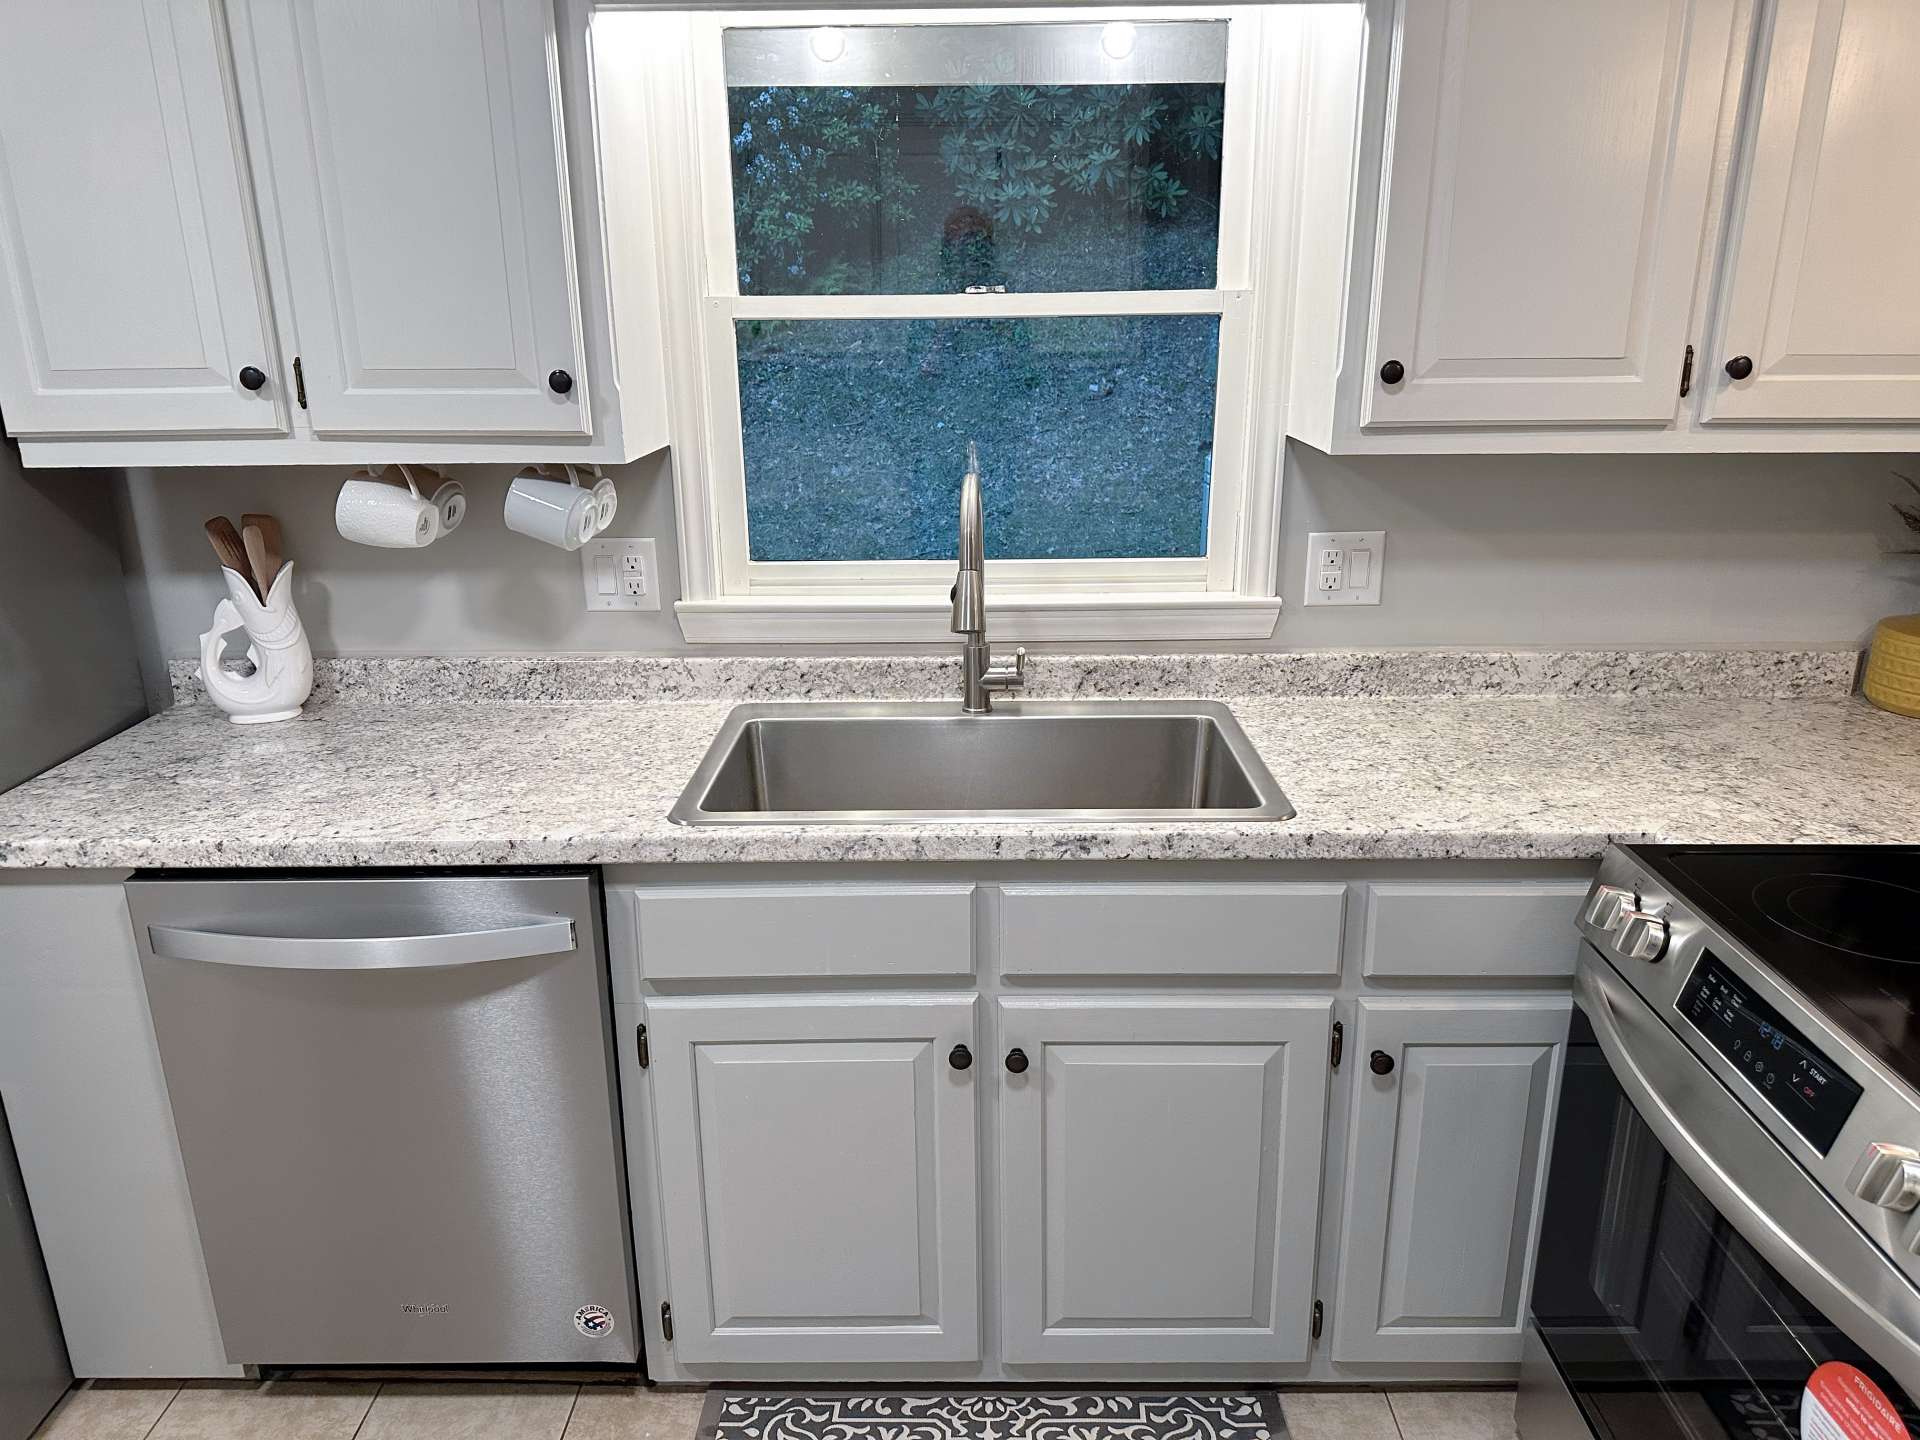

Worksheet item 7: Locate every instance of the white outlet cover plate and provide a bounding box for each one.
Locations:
[1304,530,1384,607]
[581,537,661,612]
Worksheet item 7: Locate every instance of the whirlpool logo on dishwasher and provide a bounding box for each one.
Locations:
[400,1303,451,1316]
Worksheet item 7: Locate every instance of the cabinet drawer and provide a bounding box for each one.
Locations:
[998,883,1345,978]
[1362,882,1587,979]
[619,884,974,985]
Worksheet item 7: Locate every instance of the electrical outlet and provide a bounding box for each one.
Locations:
[1305,530,1384,606]
[581,537,661,612]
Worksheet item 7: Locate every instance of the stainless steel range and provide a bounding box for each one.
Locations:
[1522,844,1920,1440]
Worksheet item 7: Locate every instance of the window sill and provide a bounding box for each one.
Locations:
[675,592,1283,644]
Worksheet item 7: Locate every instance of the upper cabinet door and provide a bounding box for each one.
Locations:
[0,0,282,437]
[1362,0,1737,427]
[242,0,590,436]
[1704,0,1920,423]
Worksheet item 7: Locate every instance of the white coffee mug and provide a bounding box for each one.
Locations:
[335,464,441,548]
[590,473,617,534]
[431,478,467,535]
[504,467,597,551]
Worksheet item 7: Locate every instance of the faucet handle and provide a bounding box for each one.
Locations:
[984,645,1027,693]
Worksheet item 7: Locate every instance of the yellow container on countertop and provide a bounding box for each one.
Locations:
[1863,614,1920,717]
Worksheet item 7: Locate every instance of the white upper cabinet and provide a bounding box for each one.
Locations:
[1363,0,1737,427]
[1288,0,1920,452]
[239,0,589,437]
[1704,0,1920,423]
[0,0,282,437]
[0,0,667,466]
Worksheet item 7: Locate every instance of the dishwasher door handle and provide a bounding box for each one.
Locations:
[145,917,577,970]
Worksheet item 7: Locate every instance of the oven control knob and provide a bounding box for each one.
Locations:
[1616,908,1669,962]
[1584,884,1636,933]
[1850,1143,1920,1213]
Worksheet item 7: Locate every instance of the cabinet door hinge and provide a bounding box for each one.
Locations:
[292,355,308,409]
[1329,1020,1344,1070]
[1310,1299,1323,1340]
[660,1301,673,1342]
[635,1022,650,1069]
[1678,343,1695,398]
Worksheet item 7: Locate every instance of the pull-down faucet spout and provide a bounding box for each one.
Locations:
[950,441,1024,713]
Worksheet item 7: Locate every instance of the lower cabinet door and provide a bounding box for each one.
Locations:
[647,995,980,1364]
[998,998,1332,1364]
[1331,997,1570,1364]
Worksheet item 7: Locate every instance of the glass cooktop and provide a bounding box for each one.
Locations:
[1633,845,1920,1098]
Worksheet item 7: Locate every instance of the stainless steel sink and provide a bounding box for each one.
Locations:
[669,700,1294,825]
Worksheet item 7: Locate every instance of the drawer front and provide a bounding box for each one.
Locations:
[621,884,975,984]
[1362,882,1588,980]
[998,883,1346,978]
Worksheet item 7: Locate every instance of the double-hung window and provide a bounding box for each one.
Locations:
[632,7,1293,641]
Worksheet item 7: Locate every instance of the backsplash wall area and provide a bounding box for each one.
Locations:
[112,444,1920,694]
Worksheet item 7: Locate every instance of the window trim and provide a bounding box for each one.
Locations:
[624,4,1306,642]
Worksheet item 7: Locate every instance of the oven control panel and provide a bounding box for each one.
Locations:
[1679,951,1864,1154]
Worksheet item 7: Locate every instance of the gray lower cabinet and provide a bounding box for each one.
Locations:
[998,998,1332,1364]
[646,994,980,1364]
[1331,996,1569,1364]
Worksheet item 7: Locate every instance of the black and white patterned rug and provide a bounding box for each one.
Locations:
[702,1392,1284,1440]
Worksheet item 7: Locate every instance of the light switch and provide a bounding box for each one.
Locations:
[1349,548,1372,587]
[594,556,618,596]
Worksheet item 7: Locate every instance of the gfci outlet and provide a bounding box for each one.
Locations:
[1305,530,1385,607]
[581,538,661,612]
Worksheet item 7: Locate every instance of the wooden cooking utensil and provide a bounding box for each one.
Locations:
[242,524,273,601]
[241,512,283,595]
[203,517,259,599]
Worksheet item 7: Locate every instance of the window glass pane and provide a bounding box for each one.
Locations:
[724,22,1227,295]
[738,313,1219,562]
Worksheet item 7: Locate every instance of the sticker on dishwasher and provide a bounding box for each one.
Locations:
[574,1304,615,1339]
[1802,1362,1909,1440]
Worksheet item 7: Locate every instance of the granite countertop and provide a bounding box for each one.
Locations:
[2,650,1916,870]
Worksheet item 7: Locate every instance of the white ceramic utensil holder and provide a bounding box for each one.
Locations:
[198,563,314,724]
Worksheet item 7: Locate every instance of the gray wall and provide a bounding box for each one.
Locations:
[0,439,146,791]
[114,444,1920,668]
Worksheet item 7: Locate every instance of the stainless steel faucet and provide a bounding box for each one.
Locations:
[951,441,1025,713]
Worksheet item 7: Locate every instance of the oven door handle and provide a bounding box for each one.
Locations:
[1578,953,1920,1398]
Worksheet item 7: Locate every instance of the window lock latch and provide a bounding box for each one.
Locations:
[962,284,1008,295]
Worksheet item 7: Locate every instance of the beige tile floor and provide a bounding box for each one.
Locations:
[31,1382,1514,1440]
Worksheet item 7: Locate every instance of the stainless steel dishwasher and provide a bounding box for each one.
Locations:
[124,872,637,1367]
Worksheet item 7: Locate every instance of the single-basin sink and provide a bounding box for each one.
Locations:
[669,700,1294,825]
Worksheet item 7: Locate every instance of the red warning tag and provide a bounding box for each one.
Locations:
[1802,1362,1912,1440]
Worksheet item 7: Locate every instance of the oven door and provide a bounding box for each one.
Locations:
[1525,946,1920,1440]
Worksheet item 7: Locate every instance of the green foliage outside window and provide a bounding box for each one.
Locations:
[728,83,1225,294]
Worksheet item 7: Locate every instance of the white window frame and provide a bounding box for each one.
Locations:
[619,5,1307,642]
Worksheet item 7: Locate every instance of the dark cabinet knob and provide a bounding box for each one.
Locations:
[1724,355,1754,381]
[1005,1047,1029,1075]
[948,1043,973,1072]
[238,365,267,392]
[548,368,574,395]
[1369,1050,1396,1076]
[1379,359,1406,386]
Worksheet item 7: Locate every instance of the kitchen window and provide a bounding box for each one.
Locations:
[622,8,1299,641]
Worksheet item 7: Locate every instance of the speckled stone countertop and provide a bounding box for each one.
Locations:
[4,649,1915,870]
